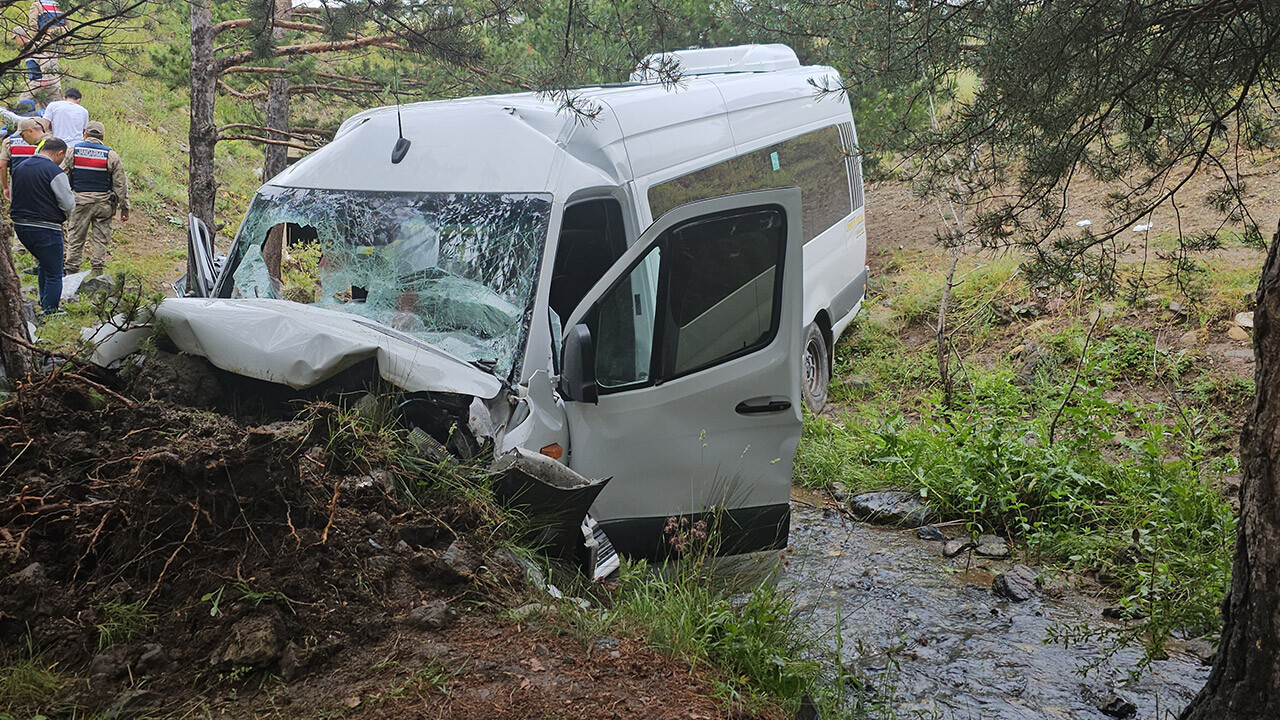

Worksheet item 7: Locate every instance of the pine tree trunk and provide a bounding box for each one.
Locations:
[188,0,218,241]
[262,76,290,180]
[1180,219,1280,719]
[260,78,288,283]
[259,0,292,283]
[262,0,292,181]
[0,216,34,385]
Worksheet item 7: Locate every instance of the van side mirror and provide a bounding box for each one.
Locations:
[560,323,598,404]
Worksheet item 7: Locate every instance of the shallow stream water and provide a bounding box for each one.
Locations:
[780,502,1209,720]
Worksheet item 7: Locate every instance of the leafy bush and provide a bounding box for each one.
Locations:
[798,367,1235,658]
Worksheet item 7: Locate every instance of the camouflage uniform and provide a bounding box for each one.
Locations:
[0,122,49,199]
[30,2,68,37]
[18,51,60,108]
[64,123,128,275]
[0,133,45,174]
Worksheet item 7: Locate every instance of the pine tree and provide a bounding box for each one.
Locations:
[757,1,1279,715]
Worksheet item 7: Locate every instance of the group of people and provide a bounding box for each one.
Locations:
[1,2,131,316]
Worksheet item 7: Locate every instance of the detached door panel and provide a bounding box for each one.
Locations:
[562,189,804,559]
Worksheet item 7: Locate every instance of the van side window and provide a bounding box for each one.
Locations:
[658,209,784,377]
[595,247,660,388]
[549,199,629,322]
[588,206,786,392]
[647,125,852,243]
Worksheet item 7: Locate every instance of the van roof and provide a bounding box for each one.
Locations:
[270,45,850,195]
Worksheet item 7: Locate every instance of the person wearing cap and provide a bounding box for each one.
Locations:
[10,136,73,314]
[63,121,128,277]
[0,116,50,200]
[11,26,61,108]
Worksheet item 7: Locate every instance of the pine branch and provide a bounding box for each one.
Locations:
[215,34,404,73]
[216,79,260,99]
[221,66,420,87]
[218,134,319,151]
[213,17,365,40]
[218,123,332,138]
[284,83,377,97]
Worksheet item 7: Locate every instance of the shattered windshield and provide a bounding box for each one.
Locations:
[222,187,551,380]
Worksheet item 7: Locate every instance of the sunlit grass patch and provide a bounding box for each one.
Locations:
[882,254,1022,329]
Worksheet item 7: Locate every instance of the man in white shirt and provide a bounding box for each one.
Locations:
[42,87,88,144]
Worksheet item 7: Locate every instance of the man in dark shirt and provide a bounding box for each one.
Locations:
[10,136,73,314]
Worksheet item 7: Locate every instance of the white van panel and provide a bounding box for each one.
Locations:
[632,44,801,81]
[606,86,735,180]
[274,105,615,194]
[712,69,849,150]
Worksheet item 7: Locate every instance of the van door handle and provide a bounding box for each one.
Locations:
[735,400,792,415]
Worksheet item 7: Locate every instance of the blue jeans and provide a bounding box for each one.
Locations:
[14,224,64,313]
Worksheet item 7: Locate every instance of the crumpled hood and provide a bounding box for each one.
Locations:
[155,298,504,399]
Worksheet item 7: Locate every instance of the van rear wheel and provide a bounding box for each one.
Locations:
[802,324,830,413]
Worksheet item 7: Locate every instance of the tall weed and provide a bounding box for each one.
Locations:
[801,343,1235,658]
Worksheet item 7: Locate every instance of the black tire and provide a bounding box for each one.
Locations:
[802,324,830,413]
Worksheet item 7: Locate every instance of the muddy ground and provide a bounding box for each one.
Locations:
[0,369,762,719]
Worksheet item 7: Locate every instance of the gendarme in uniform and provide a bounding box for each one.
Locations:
[63,120,129,276]
[4,134,41,169]
[1,117,49,200]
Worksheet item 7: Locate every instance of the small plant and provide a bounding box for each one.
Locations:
[369,657,460,702]
[0,657,61,715]
[97,599,157,650]
[563,513,826,717]
[234,582,295,614]
[202,585,225,617]
[663,516,709,556]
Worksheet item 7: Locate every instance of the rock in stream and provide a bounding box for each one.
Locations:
[848,491,931,528]
[992,564,1039,602]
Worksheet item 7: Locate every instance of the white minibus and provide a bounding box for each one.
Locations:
[170,43,868,559]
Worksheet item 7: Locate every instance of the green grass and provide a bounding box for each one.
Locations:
[0,656,62,717]
[1198,260,1262,322]
[881,254,1022,330]
[808,267,1242,662]
[369,657,459,703]
[563,558,829,717]
[97,599,157,650]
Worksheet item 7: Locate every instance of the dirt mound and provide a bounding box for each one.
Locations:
[0,372,752,719]
[0,372,506,713]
